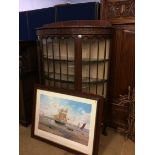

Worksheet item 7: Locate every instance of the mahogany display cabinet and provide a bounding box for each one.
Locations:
[36,20,113,130]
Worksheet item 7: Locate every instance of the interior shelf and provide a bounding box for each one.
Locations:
[43,56,74,62]
[44,72,108,84]
[43,56,109,63]
[82,77,108,84]
[82,58,109,64]
[44,72,74,83]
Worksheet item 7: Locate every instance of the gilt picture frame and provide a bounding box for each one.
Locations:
[31,85,103,155]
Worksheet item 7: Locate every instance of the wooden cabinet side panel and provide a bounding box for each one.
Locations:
[109,26,135,98]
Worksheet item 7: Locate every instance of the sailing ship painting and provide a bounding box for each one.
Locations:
[54,108,68,125]
[38,94,92,146]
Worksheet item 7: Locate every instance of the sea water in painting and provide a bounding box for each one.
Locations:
[38,94,92,146]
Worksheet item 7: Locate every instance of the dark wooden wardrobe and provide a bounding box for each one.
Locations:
[100,0,135,133]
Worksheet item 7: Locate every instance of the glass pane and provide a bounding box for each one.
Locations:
[68,83,74,90]
[60,39,67,59]
[98,63,104,79]
[82,84,89,93]
[90,39,98,59]
[46,38,53,58]
[82,39,89,59]
[104,62,109,80]
[105,39,110,59]
[82,65,89,79]
[61,63,67,81]
[45,79,54,86]
[55,81,61,87]
[53,37,59,59]
[90,85,96,94]
[97,84,103,96]
[42,38,47,57]
[50,80,54,87]
[103,83,107,98]
[44,79,49,86]
[48,62,54,74]
[67,39,75,60]
[43,60,48,73]
[89,64,98,79]
[55,62,60,74]
[68,63,74,75]
[99,39,106,59]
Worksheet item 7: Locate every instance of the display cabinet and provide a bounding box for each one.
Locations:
[36,20,113,127]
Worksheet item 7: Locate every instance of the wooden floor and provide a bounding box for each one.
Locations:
[19,125,135,155]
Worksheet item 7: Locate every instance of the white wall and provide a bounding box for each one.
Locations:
[19,0,100,12]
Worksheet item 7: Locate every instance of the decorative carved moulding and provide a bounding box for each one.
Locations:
[100,0,135,24]
[111,86,135,141]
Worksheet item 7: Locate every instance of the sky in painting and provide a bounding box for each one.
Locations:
[40,94,92,129]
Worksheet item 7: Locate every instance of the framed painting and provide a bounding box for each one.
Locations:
[31,85,103,155]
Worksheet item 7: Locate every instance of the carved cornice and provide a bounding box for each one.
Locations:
[101,0,135,24]
[107,0,135,18]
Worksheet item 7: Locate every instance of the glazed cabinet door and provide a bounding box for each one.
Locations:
[81,37,111,99]
[39,36,75,90]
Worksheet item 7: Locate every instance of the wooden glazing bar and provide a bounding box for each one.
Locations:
[36,38,42,83]
[58,38,62,87]
[96,39,99,94]
[45,38,50,85]
[106,39,111,99]
[75,37,82,91]
[66,39,69,88]
[102,39,107,96]
[88,39,91,93]
[51,38,56,87]
[40,38,45,84]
